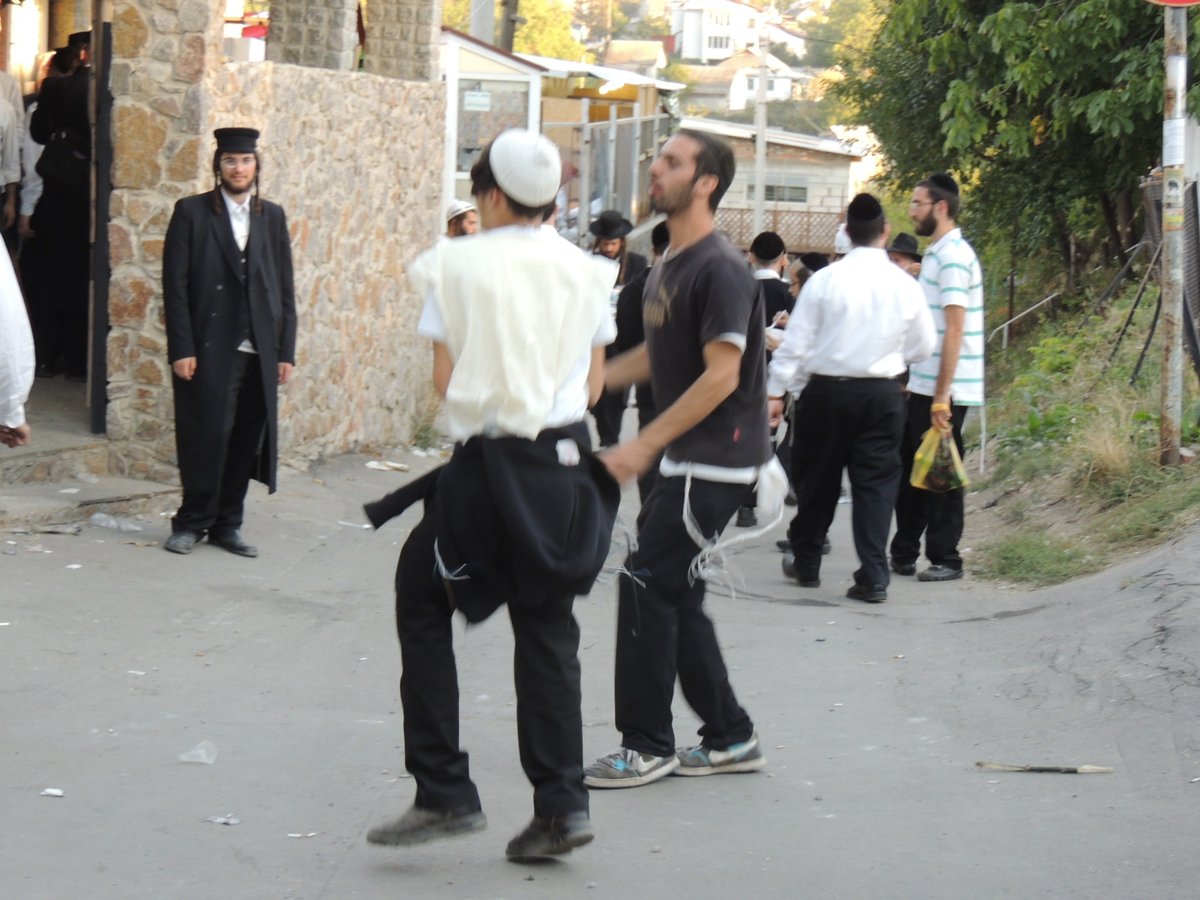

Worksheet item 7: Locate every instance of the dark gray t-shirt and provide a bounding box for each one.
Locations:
[643,232,771,470]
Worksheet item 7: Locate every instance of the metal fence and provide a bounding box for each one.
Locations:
[544,105,674,247]
[714,207,842,253]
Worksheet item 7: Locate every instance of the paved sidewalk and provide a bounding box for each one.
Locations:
[2,449,1198,899]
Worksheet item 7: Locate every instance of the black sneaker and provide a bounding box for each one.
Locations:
[846,583,887,603]
[918,565,963,582]
[735,506,757,527]
[366,805,487,846]
[775,539,791,552]
[505,812,594,861]
[164,530,200,555]
[781,553,820,587]
[890,558,917,576]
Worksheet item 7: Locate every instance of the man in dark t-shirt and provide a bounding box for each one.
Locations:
[584,130,771,790]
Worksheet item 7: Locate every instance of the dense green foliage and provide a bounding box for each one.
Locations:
[837,0,1200,277]
[444,0,590,60]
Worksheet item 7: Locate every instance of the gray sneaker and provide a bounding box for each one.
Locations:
[673,733,766,776]
[583,747,679,788]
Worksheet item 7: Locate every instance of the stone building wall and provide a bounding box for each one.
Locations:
[106,0,444,482]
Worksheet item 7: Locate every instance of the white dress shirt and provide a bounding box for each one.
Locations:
[20,103,42,217]
[0,248,33,428]
[412,225,617,441]
[767,245,936,397]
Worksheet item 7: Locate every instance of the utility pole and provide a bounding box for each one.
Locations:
[1159,2,1191,465]
[499,0,522,53]
[752,15,770,236]
[470,0,494,42]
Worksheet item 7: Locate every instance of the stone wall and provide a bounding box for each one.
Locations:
[265,0,360,71]
[106,0,444,482]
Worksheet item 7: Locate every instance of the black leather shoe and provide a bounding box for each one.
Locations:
[735,506,757,528]
[918,565,963,582]
[890,558,917,576]
[846,583,887,603]
[208,530,258,558]
[822,535,832,555]
[164,530,199,555]
[367,805,487,846]
[781,553,820,587]
[775,539,791,552]
[506,811,594,861]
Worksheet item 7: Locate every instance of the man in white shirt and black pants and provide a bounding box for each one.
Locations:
[768,194,935,603]
[365,130,620,862]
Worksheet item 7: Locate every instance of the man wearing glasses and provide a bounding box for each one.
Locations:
[890,173,984,583]
[162,127,297,558]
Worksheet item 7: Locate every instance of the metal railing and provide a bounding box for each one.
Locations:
[543,106,674,247]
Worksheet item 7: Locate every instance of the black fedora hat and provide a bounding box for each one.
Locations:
[214,127,260,154]
[887,232,922,262]
[589,210,633,240]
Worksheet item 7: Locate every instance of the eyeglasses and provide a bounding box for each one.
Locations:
[908,199,936,209]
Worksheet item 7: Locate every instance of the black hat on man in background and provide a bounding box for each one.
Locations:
[589,209,633,240]
[887,232,922,263]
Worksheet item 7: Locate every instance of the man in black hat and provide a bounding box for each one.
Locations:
[612,220,668,503]
[588,209,647,447]
[735,230,792,527]
[768,193,934,603]
[29,37,91,381]
[887,232,923,278]
[161,127,297,557]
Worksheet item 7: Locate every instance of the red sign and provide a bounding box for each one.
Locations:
[1147,0,1200,6]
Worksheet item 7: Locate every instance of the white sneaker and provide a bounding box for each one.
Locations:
[673,733,766,776]
[583,747,680,788]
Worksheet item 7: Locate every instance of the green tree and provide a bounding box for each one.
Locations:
[837,0,1200,280]
[444,0,590,60]
[802,0,875,69]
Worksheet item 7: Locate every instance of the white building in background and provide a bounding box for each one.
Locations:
[677,115,860,252]
[671,0,766,64]
[666,0,806,65]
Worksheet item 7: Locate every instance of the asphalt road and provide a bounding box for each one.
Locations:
[3,448,1198,899]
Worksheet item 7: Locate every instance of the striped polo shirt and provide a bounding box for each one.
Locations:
[907,227,984,406]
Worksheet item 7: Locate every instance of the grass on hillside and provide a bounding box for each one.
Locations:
[972,264,1200,586]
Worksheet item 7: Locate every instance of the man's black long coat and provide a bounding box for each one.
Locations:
[163,190,297,494]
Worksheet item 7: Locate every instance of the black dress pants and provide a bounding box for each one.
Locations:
[614,475,754,757]
[394,514,588,818]
[891,393,968,570]
[788,377,905,587]
[174,351,266,536]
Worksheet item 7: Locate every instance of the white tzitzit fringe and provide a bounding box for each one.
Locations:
[433,538,471,581]
[683,457,789,590]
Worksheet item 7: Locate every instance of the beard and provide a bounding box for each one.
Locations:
[650,180,695,215]
[913,210,936,237]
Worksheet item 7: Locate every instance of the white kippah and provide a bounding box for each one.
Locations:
[488,129,561,207]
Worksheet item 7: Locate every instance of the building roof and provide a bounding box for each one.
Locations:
[605,40,668,70]
[440,27,548,74]
[685,51,796,86]
[515,53,685,92]
[679,115,861,159]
